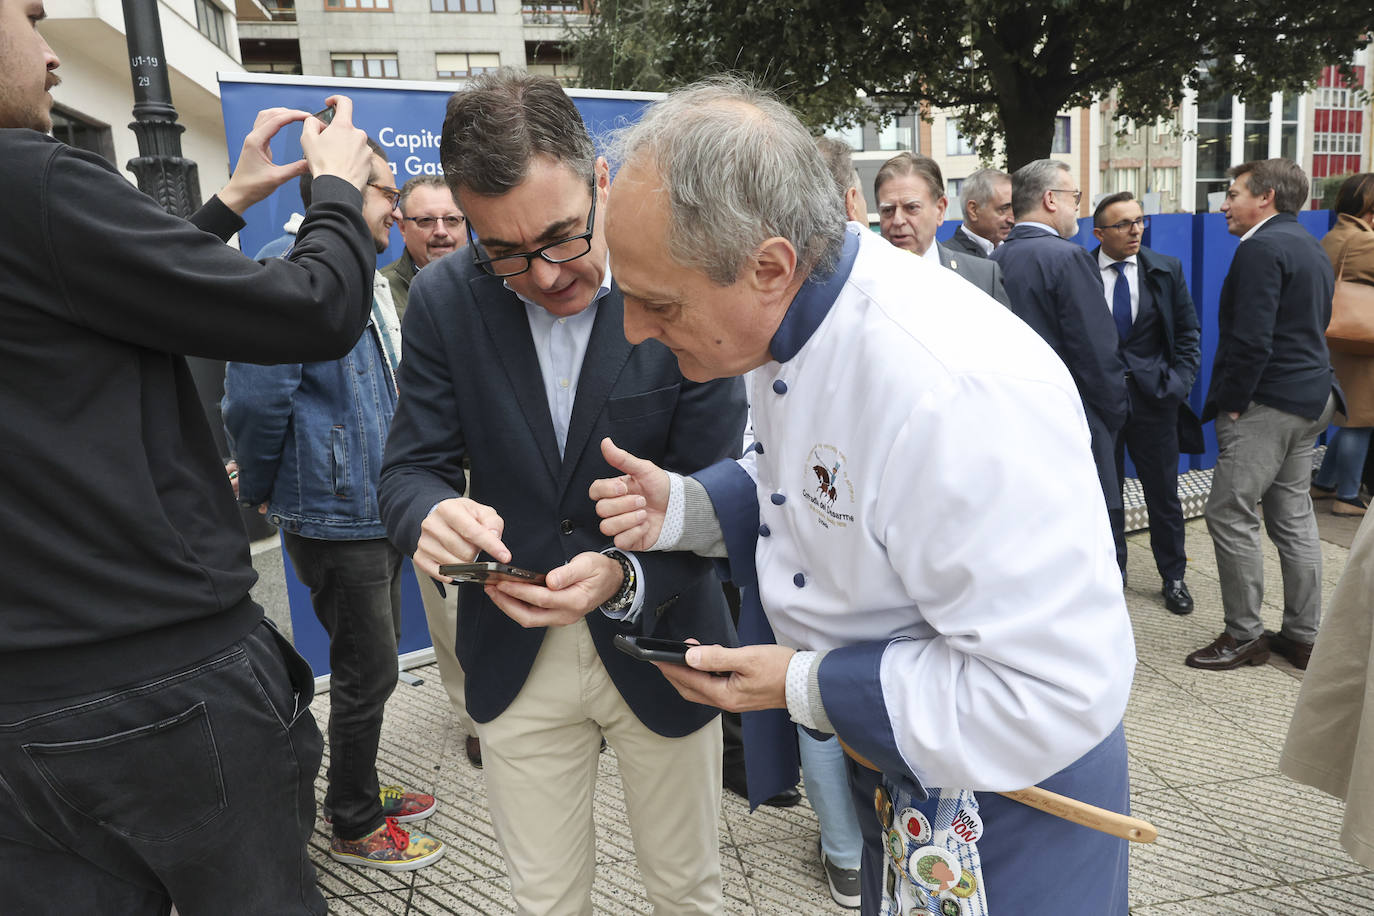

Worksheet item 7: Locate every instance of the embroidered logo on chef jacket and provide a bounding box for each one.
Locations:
[804,444,856,529]
[876,782,988,916]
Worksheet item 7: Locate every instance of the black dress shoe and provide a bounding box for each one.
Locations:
[763,787,803,808]
[1185,632,1270,670]
[1265,630,1314,670]
[1161,579,1194,615]
[465,734,483,769]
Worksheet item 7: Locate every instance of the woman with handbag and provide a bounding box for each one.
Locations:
[1312,172,1374,516]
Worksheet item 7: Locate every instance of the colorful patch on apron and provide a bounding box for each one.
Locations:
[875,782,989,916]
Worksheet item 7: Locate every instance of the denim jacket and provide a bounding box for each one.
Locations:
[222,275,399,540]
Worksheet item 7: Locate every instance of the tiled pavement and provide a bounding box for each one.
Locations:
[259,512,1374,914]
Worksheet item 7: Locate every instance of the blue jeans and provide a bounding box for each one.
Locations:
[282,533,402,841]
[1315,426,1373,501]
[799,727,863,869]
[0,620,326,915]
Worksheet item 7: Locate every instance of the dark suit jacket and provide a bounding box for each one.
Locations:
[1091,244,1205,453]
[379,253,747,737]
[1204,213,1335,422]
[944,225,991,259]
[937,242,1011,307]
[991,224,1129,434]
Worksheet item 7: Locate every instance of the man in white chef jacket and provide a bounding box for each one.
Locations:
[590,78,1137,915]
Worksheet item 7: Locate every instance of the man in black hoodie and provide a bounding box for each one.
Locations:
[0,2,378,912]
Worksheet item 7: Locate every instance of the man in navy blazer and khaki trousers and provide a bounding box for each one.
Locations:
[378,71,745,913]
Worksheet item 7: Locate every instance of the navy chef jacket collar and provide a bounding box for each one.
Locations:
[769,228,860,364]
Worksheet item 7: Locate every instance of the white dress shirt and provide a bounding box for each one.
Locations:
[1097,249,1139,322]
[959,223,995,255]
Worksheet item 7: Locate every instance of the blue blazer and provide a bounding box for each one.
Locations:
[992,224,1129,433]
[378,253,747,736]
[1204,213,1335,422]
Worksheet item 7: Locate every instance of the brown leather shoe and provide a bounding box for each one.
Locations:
[1185,632,1270,670]
[1265,631,1314,670]
[465,735,482,769]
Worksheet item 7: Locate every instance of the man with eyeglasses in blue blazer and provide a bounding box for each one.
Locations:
[378,70,745,914]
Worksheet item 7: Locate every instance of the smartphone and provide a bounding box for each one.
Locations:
[613,634,694,665]
[438,562,546,585]
[312,105,336,126]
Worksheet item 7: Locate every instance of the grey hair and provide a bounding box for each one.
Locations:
[440,68,595,197]
[816,135,861,198]
[397,175,451,216]
[609,76,846,286]
[1011,159,1071,219]
[959,167,1010,219]
[1229,158,1309,214]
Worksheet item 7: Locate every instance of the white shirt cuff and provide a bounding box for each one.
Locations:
[649,471,686,551]
[785,650,833,733]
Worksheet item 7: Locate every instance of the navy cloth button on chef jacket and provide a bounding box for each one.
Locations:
[793,573,806,588]
[770,493,786,505]
[759,524,771,537]
[772,379,788,395]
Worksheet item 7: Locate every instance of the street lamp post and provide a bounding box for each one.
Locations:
[121,0,201,218]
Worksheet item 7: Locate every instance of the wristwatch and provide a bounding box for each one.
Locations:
[600,548,637,616]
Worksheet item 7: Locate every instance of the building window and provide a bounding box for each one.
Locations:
[829,125,863,152]
[436,52,501,79]
[945,121,976,156]
[1051,116,1071,154]
[194,0,229,52]
[326,0,392,9]
[525,61,579,82]
[945,178,964,199]
[877,117,912,152]
[50,106,115,163]
[432,0,493,10]
[331,53,399,78]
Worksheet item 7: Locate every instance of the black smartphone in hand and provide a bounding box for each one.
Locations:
[613,634,693,665]
[438,562,546,585]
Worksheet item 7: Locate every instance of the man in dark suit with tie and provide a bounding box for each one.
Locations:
[946,167,1015,258]
[874,152,1011,306]
[378,71,746,913]
[992,160,1130,570]
[1091,192,1203,613]
[1186,159,1337,672]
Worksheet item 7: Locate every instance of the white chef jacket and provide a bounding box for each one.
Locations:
[712,225,1135,794]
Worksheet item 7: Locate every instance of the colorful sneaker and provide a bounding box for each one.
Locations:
[378,785,437,823]
[323,785,437,824]
[329,817,445,872]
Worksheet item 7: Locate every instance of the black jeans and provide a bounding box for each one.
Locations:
[282,533,402,841]
[0,620,325,915]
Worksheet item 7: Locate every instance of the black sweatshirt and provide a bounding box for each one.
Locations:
[0,129,375,700]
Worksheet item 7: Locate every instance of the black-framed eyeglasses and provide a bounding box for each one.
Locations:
[367,182,401,208]
[1050,188,1083,205]
[1103,216,1150,232]
[403,215,466,231]
[468,190,596,278]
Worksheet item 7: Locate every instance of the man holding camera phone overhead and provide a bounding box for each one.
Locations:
[377,70,745,914]
[0,1,380,909]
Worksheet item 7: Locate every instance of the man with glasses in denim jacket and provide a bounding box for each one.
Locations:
[378,70,745,914]
[224,140,447,873]
[381,175,465,320]
[993,159,1130,574]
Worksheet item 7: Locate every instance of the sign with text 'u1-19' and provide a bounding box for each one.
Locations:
[218,72,661,265]
[216,73,661,680]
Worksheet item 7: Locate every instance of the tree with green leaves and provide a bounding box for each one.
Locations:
[572,0,1371,169]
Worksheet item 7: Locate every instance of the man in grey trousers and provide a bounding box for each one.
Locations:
[1187,158,1337,672]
